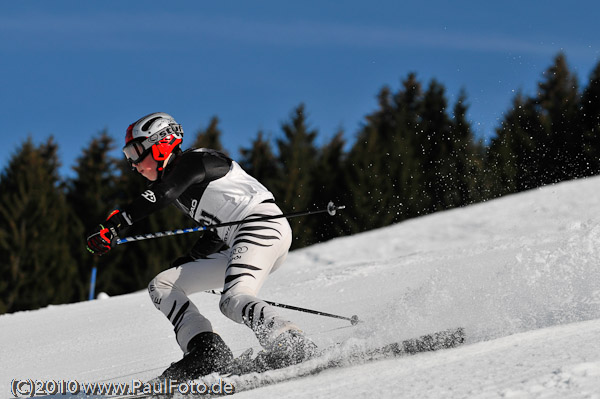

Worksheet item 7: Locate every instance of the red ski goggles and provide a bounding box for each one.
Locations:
[123,124,182,165]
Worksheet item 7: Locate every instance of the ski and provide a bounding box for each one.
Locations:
[222,326,465,396]
[109,327,464,398]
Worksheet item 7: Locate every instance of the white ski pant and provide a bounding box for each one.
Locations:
[148,202,294,352]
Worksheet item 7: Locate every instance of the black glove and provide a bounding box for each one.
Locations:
[189,230,226,258]
[170,230,226,268]
[86,210,131,256]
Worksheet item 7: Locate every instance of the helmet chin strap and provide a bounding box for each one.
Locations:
[157,153,175,174]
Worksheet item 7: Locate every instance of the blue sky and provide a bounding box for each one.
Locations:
[1,1,599,178]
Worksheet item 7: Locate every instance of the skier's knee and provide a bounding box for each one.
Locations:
[147,271,177,310]
[147,277,162,309]
[147,279,154,296]
[152,269,177,291]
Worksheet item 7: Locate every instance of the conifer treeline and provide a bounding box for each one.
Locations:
[1,53,599,314]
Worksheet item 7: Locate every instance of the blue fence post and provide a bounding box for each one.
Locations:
[89,266,97,301]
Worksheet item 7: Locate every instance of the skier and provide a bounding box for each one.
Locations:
[86,112,316,379]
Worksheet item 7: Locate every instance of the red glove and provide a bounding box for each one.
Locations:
[86,210,130,256]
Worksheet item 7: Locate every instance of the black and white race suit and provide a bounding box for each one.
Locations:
[123,149,298,352]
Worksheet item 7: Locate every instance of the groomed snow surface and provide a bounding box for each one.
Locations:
[2,176,600,398]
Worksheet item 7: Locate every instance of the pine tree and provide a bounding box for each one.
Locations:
[0,137,78,313]
[274,104,318,248]
[415,79,457,213]
[485,93,539,196]
[581,61,600,175]
[448,89,484,205]
[535,53,581,183]
[346,74,446,232]
[391,74,427,220]
[345,86,400,232]
[238,131,281,192]
[486,53,583,194]
[308,130,350,243]
[191,116,228,155]
[346,74,482,231]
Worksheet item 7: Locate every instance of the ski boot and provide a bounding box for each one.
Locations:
[253,329,318,372]
[160,332,233,380]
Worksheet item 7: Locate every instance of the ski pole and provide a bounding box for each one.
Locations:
[206,290,360,325]
[117,201,345,245]
[88,266,97,301]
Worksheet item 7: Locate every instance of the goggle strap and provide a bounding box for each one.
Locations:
[141,124,182,150]
[123,124,182,163]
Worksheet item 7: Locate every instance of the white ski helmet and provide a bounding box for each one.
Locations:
[123,112,184,165]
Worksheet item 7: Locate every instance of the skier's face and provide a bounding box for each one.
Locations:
[134,154,158,181]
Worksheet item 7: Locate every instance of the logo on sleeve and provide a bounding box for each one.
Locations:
[142,190,156,203]
[189,199,198,218]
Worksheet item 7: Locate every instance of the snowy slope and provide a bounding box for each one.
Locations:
[2,176,600,398]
